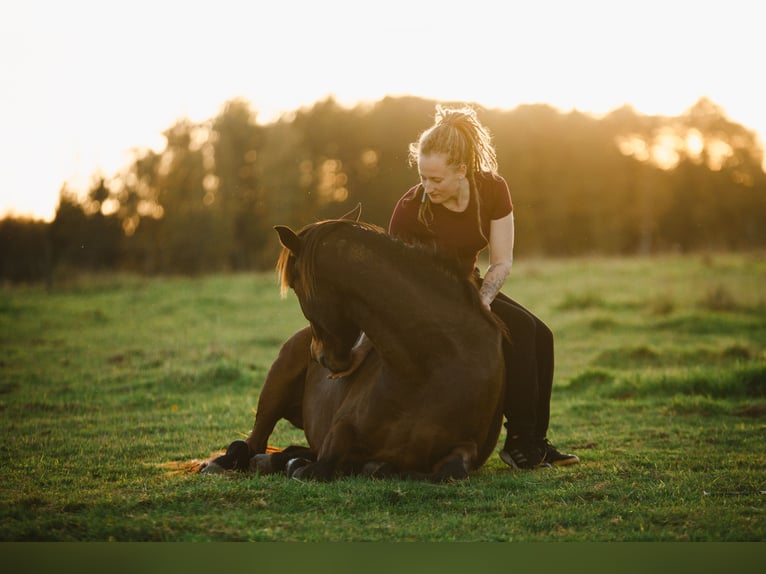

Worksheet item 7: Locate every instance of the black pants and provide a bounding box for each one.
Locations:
[490,291,554,439]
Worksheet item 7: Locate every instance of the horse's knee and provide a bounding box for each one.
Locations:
[250,451,299,475]
[251,453,275,474]
[257,446,315,474]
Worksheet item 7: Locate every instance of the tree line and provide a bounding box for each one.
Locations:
[2,95,765,283]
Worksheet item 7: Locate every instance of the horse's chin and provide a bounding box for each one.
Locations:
[323,354,353,374]
[312,339,353,373]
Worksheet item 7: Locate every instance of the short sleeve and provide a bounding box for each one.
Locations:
[486,174,512,220]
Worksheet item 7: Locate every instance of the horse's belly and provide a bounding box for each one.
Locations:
[302,357,504,473]
[360,378,502,470]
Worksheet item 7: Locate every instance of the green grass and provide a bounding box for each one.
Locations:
[1,253,764,541]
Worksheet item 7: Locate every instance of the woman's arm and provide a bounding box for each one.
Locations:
[479,211,514,310]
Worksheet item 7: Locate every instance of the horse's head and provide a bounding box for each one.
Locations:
[274,206,364,373]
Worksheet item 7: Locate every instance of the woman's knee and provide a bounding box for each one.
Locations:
[492,302,535,335]
[536,319,554,349]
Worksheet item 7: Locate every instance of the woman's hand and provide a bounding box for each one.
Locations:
[327,333,373,379]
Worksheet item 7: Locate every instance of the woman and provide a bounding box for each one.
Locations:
[339,105,577,468]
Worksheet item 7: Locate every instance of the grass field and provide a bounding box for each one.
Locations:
[1,253,764,542]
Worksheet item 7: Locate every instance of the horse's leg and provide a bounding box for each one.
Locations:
[428,442,478,482]
[252,445,316,475]
[290,420,357,481]
[246,326,312,454]
[201,327,312,474]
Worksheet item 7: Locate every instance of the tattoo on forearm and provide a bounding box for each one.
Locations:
[480,263,511,303]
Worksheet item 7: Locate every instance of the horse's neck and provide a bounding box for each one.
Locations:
[342,267,476,377]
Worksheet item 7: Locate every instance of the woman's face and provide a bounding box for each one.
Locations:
[418,153,466,206]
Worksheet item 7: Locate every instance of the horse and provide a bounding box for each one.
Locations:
[202,206,506,481]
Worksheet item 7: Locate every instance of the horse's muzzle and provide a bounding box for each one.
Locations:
[311,336,353,373]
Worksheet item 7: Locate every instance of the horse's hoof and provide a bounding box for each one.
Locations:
[286,457,311,478]
[206,440,252,472]
[362,461,398,479]
[251,453,274,475]
[225,440,252,471]
[200,460,226,475]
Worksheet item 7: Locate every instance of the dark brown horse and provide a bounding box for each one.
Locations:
[203,207,506,481]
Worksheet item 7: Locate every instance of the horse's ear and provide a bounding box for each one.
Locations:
[340,203,362,222]
[274,225,301,255]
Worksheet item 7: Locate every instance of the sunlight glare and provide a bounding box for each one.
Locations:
[616,136,651,162]
[685,129,704,161]
[706,139,734,171]
[651,130,682,171]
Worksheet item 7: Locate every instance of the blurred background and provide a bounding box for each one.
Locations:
[1,0,764,282]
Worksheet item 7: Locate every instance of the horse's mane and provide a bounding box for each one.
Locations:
[277,218,497,326]
[277,219,384,299]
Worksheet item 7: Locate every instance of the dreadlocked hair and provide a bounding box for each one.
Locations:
[407,105,498,238]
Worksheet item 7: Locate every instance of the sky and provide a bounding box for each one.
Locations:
[2,0,764,221]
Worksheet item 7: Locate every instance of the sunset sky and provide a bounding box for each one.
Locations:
[2,0,764,220]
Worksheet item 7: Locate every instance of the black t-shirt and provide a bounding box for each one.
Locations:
[388,172,513,276]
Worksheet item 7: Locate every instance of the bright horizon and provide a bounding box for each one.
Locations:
[2,0,765,221]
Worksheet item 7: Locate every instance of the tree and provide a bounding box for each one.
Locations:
[49,182,122,273]
[211,99,268,269]
[0,217,50,283]
[13,94,762,281]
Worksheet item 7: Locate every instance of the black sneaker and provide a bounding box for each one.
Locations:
[499,435,549,469]
[541,439,579,466]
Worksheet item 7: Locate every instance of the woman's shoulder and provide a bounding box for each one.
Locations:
[476,171,510,198]
[476,171,512,216]
[476,171,508,188]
